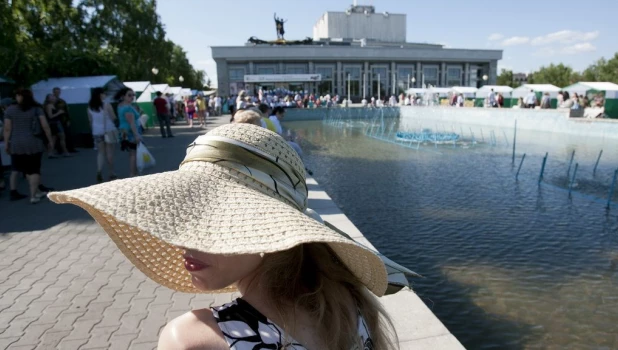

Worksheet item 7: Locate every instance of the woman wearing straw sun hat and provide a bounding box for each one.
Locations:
[49,123,407,349]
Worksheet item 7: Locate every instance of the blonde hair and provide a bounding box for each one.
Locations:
[253,243,398,350]
[232,108,263,126]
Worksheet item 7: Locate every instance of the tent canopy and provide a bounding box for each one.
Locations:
[167,86,182,96]
[476,85,513,97]
[451,86,478,94]
[151,84,169,94]
[124,81,150,93]
[405,88,426,95]
[202,90,217,96]
[175,88,193,101]
[31,75,124,104]
[124,81,157,102]
[513,84,561,98]
[429,87,451,96]
[563,82,618,98]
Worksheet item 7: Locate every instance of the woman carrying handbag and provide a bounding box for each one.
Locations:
[88,87,118,183]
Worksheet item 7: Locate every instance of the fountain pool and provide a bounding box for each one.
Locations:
[287,109,618,349]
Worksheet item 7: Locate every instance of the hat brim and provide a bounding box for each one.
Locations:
[49,161,387,296]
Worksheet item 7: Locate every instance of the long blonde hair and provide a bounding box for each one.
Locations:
[254,243,398,350]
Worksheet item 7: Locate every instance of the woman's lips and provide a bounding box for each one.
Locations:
[183,257,209,272]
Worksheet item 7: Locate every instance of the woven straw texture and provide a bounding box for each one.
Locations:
[49,124,387,296]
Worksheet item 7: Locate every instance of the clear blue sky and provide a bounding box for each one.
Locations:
[157,0,617,87]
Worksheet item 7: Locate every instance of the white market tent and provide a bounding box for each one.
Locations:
[124,81,156,103]
[476,85,514,97]
[405,88,426,95]
[30,75,125,135]
[512,84,561,98]
[429,87,451,97]
[167,86,182,96]
[563,82,618,118]
[202,90,217,96]
[451,86,478,98]
[175,88,193,101]
[31,75,125,104]
[151,84,169,94]
[562,82,618,98]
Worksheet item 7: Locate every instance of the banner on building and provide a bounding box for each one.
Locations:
[244,74,322,83]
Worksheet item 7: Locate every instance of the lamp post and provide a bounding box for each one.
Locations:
[482,74,488,87]
[151,67,159,75]
[412,76,416,88]
[179,76,185,84]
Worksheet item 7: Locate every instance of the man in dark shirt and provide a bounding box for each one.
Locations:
[53,87,78,152]
[153,91,173,138]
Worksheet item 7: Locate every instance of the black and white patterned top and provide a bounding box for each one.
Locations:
[211,298,374,349]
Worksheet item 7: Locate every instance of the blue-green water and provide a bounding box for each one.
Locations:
[291,118,618,350]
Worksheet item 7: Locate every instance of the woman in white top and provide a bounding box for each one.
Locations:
[87,87,118,183]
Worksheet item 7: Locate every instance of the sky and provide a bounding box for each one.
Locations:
[156,0,617,87]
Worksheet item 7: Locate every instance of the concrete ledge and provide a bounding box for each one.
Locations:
[307,176,464,349]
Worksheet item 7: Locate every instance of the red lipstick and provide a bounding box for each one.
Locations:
[183,257,208,272]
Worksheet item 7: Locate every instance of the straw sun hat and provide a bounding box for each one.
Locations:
[49,124,389,296]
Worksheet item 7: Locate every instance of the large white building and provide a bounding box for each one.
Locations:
[212,4,502,100]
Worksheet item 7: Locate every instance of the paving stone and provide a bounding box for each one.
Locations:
[129,341,158,350]
[45,311,85,333]
[57,338,89,349]
[0,338,20,350]
[79,326,118,349]
[0,316,38,339]
[37,330,71,348]
[8,323,54,347]
[109,332,139,349]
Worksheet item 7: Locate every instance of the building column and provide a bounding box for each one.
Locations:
[489,60,498,85]
[464,63,470,87]
[390,61,397,96]
[308,62,315,94]
[279,62,285,74]
[336,61,342,96]
[248,62,254,75]
[363,62,369,98]
[416,62,422,88]
[440,62,446,87]
[215,59,229,97]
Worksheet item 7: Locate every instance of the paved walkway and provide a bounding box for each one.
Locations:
[0,116,237,350]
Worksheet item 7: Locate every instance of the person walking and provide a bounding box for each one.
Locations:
[88,87,118,183]
[3,89,54,203]
[153,91,173,138]
[52,87,78,153]
[43,94,71,158]
[115,88,142,177]
[215,95,222,116]
[185,97,196,128]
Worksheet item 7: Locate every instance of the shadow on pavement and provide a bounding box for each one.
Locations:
[0,117,229,235]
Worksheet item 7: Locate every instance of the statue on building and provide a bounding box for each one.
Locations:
[274,13,286,40]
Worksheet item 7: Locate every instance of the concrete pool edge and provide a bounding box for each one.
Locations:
[307,176,465,349]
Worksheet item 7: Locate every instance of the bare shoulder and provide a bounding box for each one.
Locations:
[158,308,228,350]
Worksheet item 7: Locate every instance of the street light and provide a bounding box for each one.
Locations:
[411,76,416,89]
[179,76,185,83]
[151,67,159,75]
[482,74,488,86]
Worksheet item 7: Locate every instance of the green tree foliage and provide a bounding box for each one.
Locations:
[527,63,580,87]
[0,0,205,89]
[496,69,521,88]
[581,54,618,83]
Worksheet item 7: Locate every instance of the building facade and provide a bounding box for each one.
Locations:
[212,4,503,101]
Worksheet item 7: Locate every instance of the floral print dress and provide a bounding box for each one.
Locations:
[211,298,374,349]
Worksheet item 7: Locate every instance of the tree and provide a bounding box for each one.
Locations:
[0,0,205,89]
[581,54,618,83]
[496,69,521,88]
[527,63,579,87]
